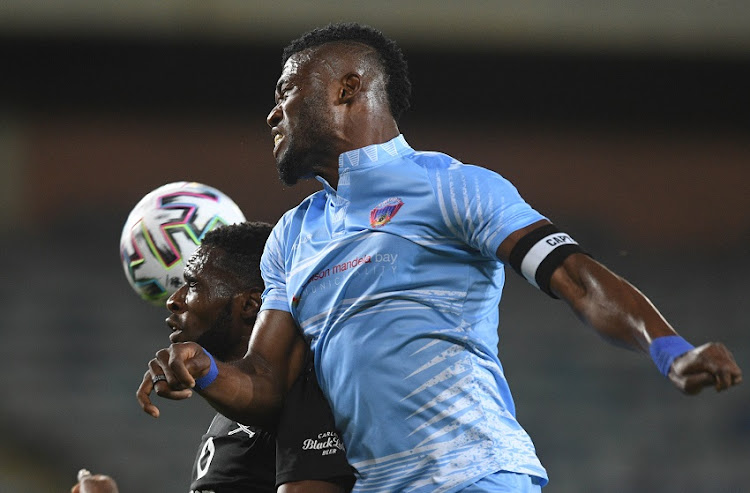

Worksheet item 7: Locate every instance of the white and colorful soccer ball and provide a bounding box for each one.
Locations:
[119,181,246,306]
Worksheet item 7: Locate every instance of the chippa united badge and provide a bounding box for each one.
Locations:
[370,197,404,227]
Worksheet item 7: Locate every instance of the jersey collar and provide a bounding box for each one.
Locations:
[315,134,412,197]
[338,134,411,171]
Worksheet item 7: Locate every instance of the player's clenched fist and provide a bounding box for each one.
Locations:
[136,342,214,418]
[669,342,742,395]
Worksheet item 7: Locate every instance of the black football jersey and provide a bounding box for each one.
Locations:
[189,413,276,493]
[275,358,355,490]
[189,352,355,492]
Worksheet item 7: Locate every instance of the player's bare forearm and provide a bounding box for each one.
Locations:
[137,343,274,423]
[550,253,675,351]
[199,354,287,426]
[139,343,293,426]
[496,221,741,393]
[550,253,742,393]
[138,310,309,424]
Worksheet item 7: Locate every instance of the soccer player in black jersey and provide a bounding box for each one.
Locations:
[73,221,354,493]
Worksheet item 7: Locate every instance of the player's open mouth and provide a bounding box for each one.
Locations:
[166,318,182,342]
[274,133,283,148]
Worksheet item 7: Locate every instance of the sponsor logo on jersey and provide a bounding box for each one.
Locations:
[302,431,346,456]
[370,197,404,228]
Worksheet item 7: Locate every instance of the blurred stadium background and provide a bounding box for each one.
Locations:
[1,2,748,492]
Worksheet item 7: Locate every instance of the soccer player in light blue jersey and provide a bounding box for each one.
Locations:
[139,23,742,492]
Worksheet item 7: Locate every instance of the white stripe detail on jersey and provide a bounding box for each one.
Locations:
[404,344,464,379]
[362,145,377,162]
[434,170,462,240]
[409,338,442,356]
[401,234,464,247]
[469,173,484,241]
[413,398,483,447]
[381,139,399,157]
[448,168,465,238]
[351,439,500,492]
[299,289,465,325]
[458,168,473,239]
[406,376,467,420]
[481,190,503,252]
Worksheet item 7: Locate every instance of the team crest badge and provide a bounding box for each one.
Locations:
[370,197,404,227]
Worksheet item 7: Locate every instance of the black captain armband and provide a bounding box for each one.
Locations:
[508,224,588,298]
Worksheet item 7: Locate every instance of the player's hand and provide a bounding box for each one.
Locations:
[668,342,742,395]
[71,469,118,493]
[136,342,212,417]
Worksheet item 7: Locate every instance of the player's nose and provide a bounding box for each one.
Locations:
[166,284,186,313]
[267,103,282,127]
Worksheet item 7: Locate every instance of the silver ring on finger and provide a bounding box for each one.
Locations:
[152,374,168,385]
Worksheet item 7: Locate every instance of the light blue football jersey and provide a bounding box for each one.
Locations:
[261,135,548,492]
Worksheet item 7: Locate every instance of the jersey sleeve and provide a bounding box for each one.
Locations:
[430,161,546,260]
[260,218,292,313]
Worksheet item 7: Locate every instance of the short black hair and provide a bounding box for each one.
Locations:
[282,22,412,122]
[201,221,273,291]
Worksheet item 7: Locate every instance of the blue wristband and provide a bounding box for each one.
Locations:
[194,350,219,390]
[649,335,695,376]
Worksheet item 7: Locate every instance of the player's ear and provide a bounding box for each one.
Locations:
[237,290,262,322]
[339,73,362,103]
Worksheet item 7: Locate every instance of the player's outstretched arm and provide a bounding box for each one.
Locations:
[549,253,741,392]
[137,309,307,425]
[497,221,742,395]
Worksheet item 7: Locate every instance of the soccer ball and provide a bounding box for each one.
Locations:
[119,181,246,306]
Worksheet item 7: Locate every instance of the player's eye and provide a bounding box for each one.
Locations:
[279,84,293,101]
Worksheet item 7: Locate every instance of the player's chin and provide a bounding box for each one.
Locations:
[277,168,302,187]
[275,152,312,187]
